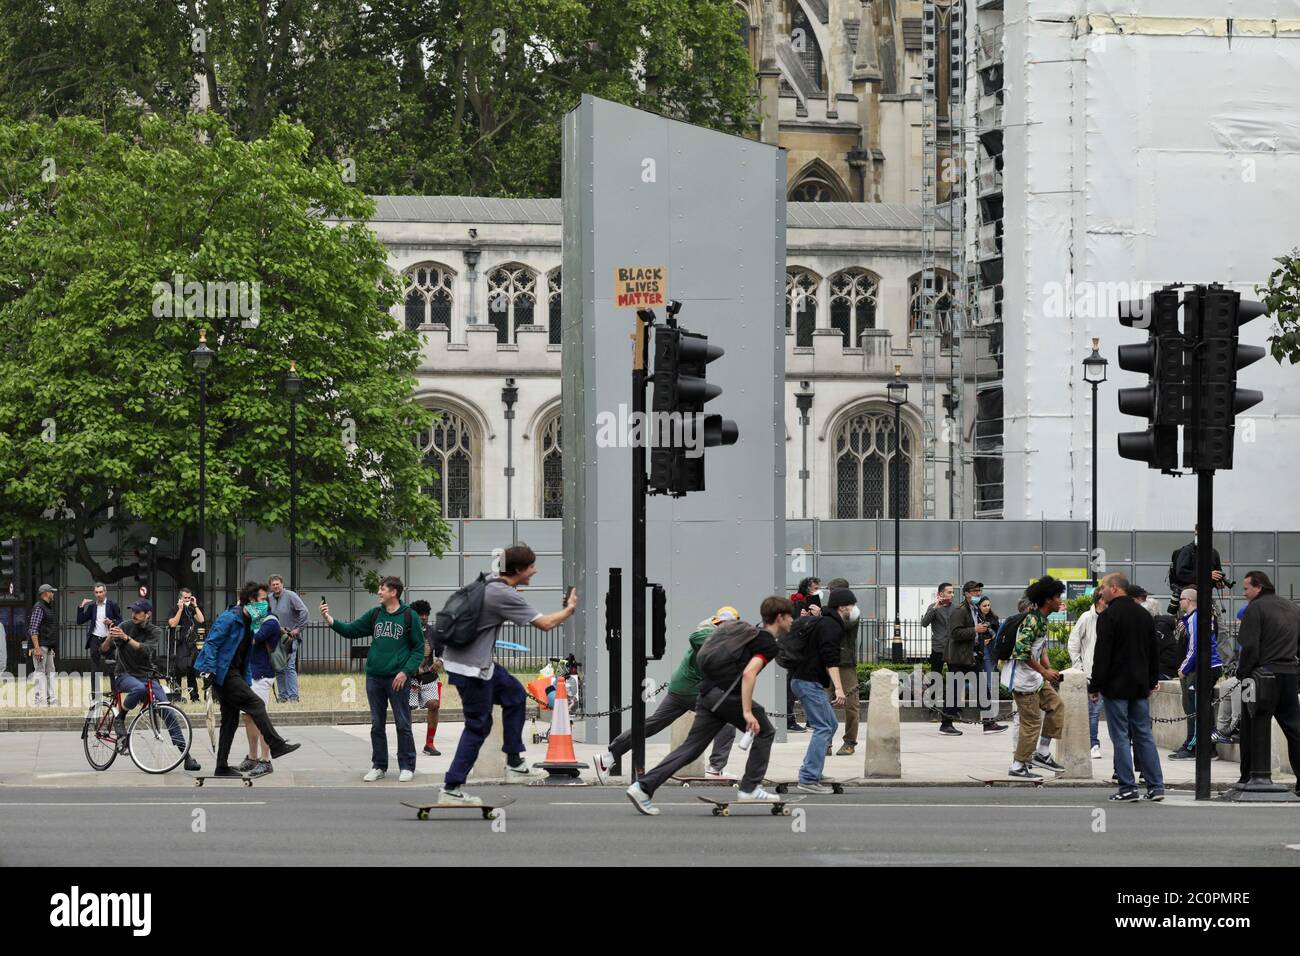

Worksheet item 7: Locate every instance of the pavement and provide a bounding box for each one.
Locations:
[0,716,1282,790]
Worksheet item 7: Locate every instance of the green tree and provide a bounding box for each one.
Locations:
[0,0,756,197]
[0,113,450,591]
[1260,250,1300,364]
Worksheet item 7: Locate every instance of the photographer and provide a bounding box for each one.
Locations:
[1168,525,1227,614]
[167,588,205,702]
[103,600,201,772]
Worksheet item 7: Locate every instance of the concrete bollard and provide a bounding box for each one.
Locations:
[468,707,507,782]
[864,668,902,778]
[1058,669,1092,780]
[670,710,707,778]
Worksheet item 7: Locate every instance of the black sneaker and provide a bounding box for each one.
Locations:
[237,756,258,774]
[1142,789,1165,801]
[786,723,807,733]
[983,721,1008,734]
[939,724,964,736]
[213,765,244,778]
[1008,765,1042,780]
[423,745,442,756]
[1168,747,1195,760]
[183,754,202,772]
[269,741,301,759]
[248,760,272,777]
[1032,754,1065,773]
[1110,789,1140,801]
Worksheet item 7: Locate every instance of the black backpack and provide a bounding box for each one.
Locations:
[994,611,1028,662]
[776,615,821,670]
[432,573,489,649]
[696,620,761,683]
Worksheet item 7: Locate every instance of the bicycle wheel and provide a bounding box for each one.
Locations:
[82,699,119,771]
[128,703,193,774]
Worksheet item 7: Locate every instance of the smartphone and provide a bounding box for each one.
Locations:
[320,596,327,606]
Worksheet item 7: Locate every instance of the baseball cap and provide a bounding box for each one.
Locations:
[128,599,152,613]
[711,606,739,625]
[962,580,983,593]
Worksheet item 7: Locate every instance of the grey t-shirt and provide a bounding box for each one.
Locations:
[442,577,542,680]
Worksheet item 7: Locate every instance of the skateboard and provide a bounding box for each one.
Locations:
[969,775,1044,788]
[697,795,804,817]
[401,798,515,821]
[772,780,845,795]
[671,775,738,788]
[189,772,254,788]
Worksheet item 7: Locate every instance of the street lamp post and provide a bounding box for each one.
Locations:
[502,378,518,518]
[189,329,215,614]
[794,381,814,519]
[1082,338,1109,586]
[886,365,909,663]
[284,361,303,592]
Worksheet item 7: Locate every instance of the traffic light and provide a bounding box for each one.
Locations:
[1182,285,1265,470]
[649,322,738,495]
[1116,288,1183,470]
[0,539,15,598]
[650,584,667,661]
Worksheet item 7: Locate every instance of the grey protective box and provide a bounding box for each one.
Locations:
[562,96,786,740]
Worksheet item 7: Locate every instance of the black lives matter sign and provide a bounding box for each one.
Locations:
[614,266,666,309]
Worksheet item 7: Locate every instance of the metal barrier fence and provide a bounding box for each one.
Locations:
[41,621,566,676]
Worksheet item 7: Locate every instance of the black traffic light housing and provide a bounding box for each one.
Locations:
[1182,285,1266,470]
[0,538,17,600]
[648,305,738,496]
[650,584,667,661]
[1116,289,1183,471]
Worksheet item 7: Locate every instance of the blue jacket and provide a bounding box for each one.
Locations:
[1179,609,1222,676]
[193,605,251,686]
[76,599,122,651]
[248,617,282,682]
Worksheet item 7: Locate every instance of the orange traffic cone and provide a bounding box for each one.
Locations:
[535,675,587,784]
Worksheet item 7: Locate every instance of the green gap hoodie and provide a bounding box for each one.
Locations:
[330,602,424,678]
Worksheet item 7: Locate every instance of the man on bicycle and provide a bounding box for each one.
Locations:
[102,599,201,772]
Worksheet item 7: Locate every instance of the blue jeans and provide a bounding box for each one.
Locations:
[1088,693,1103,748]
[791,678,837,785]
[115,674,186,750]
[276,643,300,701]
[365,673,416,773]
[1102,695,1164,791]
[445,666,527,789]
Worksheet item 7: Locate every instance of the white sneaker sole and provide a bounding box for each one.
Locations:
[625,790,659,816]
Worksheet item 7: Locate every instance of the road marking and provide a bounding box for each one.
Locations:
[0,801,267,807]
[544,801,1100,809]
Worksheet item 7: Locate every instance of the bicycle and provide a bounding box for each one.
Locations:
[81,665,194,774]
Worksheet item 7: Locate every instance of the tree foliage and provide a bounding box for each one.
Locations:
[0,113,450,588]
[0,0,756,197]
[1260,251,1300,365]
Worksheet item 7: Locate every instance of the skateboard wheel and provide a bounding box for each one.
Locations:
[775,783,788,794]
[711,807,721,816]
[833,784,845,794]
[481,809,492,820]
[242,779,252,787]
[771,805,781,815]
[418,810,429,820]
[721,807,730,817]
[682,782,690,789]
[782,806,792,816]
[194,779,203,787]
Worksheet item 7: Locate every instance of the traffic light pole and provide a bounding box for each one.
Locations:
[1194,471,1213,801]
[631,309,653,780]
[606,567,623,778]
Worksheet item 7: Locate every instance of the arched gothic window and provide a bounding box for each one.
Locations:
[416,408,476,518]
[828,269,879,347]
[547,269,562,345]
[790,4,823,91]
[538,414,563,519]
[908,270,957,335]
[833,408,914,519]
[486,264,537,344]
[786,269,819,348]
[402,263,454,331]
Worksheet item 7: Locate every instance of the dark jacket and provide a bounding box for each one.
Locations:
[920,602,952,656]
[116,621,162,679]
[1089,595,1159,699]
[1237,593,1300,679]
[1169,541,1223,591]
[1154,614,1182,677]
[790,614,844,687]
[837,613,858,666]
[76,599,122,651]
[946,600,982,670]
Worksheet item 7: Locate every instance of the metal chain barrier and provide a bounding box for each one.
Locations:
[571,681,669,720]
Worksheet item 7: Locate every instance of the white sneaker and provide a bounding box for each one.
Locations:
[796,782,834,794]
[438,786,482,807]
[399,769,415,782]
[705,767,734,779]
[625,782,660,816]
[506,761,544,780]
[736,786,780,803]
[1091,745,1102,759]
[363,768,386,782]
[592,752,615,785]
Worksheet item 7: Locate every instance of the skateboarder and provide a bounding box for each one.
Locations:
[625,596,794,816]
[591,606,740,783]
[195,582,302,779]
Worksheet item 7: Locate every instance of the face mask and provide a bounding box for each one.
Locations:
[817,589,828,603]
[847,605,861,623]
